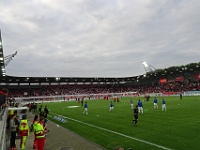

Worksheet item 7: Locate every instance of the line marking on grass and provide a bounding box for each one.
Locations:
[48,114,52,117]
[55,113,172,150]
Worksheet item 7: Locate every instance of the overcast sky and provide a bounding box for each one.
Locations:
[0,0,200,78]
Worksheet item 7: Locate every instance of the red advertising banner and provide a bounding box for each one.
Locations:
[162,92,174,95]
[176,76,184,82]
[194,74,200,80]
[160,78,167,84]
[168,79,175,83]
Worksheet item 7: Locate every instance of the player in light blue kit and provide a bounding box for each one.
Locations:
[83,102,88,115]
[162,98,167,111]
[138,99,143,114]
[154,97,158,109]
[109,101,114,112]
[130,99,134,110]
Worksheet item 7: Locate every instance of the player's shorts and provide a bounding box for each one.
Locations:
[134,115,138,119]
[154,103,158,106]
[138,107,143,112]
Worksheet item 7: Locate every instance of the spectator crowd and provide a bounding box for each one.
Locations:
[3,80,200,98]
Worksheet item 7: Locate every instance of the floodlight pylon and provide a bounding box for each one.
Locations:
[142,61,156,73]
[4,51,17,67]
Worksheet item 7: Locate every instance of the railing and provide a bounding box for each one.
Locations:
[0,107,8,150]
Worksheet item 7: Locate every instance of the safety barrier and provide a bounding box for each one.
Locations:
[0,108,8,150]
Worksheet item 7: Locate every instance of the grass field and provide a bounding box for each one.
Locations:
[44,96,200,150]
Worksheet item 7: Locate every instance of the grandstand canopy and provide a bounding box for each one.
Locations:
[0,75,138,86]
[0,61,199,86]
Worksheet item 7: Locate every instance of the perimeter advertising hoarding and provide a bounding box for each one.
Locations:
[184,91,200,96]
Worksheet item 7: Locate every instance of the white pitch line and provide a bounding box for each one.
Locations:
[57,114,172,150]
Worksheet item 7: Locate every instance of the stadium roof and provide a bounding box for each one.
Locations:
[0,61,199,86]
[0,75,138,85]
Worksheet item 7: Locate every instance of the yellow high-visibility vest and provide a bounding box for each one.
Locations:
[35,122,45,139]
[19,119,29,136]
[32,120,38,132]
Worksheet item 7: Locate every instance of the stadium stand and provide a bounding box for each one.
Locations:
[4,81,200,98]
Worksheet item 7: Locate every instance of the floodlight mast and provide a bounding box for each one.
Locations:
[4,51,17,67]
[142,61,156,73]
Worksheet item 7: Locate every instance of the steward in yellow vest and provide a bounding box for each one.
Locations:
[35,117,46,150]
[35,121,45,139]
[19,115,29,150]
[32,114,39,149]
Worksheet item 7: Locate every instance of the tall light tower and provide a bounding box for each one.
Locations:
[0,30,17,76]
[142,61,157,73]
[4,51,17,67]
[0,30,6,76]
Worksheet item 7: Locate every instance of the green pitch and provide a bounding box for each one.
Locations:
[44,96,200,150]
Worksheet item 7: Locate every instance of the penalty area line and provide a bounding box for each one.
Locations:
[57,114,172,150]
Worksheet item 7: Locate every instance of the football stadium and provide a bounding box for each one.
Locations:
[0,28,200,150]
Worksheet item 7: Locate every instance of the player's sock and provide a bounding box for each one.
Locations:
[134,120,137,125]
